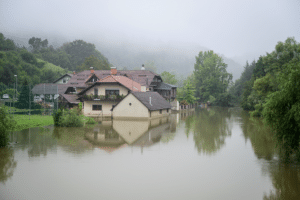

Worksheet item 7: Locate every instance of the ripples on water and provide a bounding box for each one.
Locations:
[1,107,299,200]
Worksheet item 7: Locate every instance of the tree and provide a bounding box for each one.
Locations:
[61,40,109,71]
[262,60,300,159]
[160,71,178,85]
[144,60,157,73]
[0,106,15,147]
[184,79,197,104]
[193,50,232,104]
[28,37,48,52]
[76,55,110,72]
[16,79,34,109]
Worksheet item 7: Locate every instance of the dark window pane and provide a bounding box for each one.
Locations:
[92,105,102,110]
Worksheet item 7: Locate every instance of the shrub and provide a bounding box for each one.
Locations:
[86,117,96,124]
[0,106,15,147]
[52,109,63,126]
[53,109,84,127]
[59,109,84,127]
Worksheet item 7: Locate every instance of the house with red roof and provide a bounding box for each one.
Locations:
[77,74,144,117]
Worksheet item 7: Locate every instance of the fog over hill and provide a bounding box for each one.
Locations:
[5,32,244,80]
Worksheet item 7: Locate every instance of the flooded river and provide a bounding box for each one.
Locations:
[1,107,300,200]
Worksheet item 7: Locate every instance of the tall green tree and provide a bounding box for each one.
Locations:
[61,40,109,71]
[262,60,300,158]
[160,71,178,85]
[16,79,34,109]
[194,50,232,105]
[28,37,48,52]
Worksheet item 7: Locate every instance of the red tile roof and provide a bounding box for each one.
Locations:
[98,75,141,92]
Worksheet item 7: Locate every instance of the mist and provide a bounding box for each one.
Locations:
[1,0,299,79]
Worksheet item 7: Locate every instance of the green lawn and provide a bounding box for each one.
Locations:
[13,114,54,131]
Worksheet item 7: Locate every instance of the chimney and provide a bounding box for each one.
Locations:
[111,67,117,75]
[73,71,76,75]
[149,96,152,106]
[141,64,145,70]
[90,67,94,74]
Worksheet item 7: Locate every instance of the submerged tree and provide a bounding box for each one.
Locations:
[194,50,232,105]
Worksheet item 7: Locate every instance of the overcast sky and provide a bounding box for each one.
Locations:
[1,0,299,58]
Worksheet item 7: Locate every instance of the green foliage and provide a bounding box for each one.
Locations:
[160,71,178,85]
[61,40,110,71]
[14,114,54,131]
[16,79,34,109]
[230,61,256,104]
[86,117,96,124]
[0,33,66,85]
[76,55,110,72]
[143,61,157,73]
[0,33,16,51]
[53,109,63,126]
[28,37,48,52]
[262,60,300,159]
[0,106,15,147]
[193,50,232,105]
[53,109,84,127]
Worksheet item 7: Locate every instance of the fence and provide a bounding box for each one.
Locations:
[0,83,59,118]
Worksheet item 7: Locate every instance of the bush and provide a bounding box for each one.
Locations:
[86,117,96,124]
[58,109,84,127]
[0,106,15,147]
[52,109,63,126]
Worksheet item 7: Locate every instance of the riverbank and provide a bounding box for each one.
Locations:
[13,115,54,131]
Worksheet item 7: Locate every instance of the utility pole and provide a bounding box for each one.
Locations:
[44,83,45,115]
[29,84,31,120]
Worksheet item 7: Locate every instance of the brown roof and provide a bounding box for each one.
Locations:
[78,75,142,95]
[131,92,171,111]
[67,70,159,88]
[98,75,141,92]
[60,94,80,104]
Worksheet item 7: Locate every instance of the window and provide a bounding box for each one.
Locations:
[63,79,67,83]
[92,105,102,110]
[129,103,132,106]
[160,109,162,114]
[94,88,98,95]
[105,89,119,96]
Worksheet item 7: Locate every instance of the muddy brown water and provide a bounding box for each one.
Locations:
[1,107,299,200]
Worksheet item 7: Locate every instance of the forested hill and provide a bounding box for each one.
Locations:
[4,33,243,81]
[0,33,111,86]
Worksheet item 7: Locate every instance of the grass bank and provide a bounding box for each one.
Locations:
[14,114,54,131]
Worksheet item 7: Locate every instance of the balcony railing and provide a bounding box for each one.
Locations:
[81,94,125,102]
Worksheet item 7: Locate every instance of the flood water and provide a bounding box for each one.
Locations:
[1,107,300,200]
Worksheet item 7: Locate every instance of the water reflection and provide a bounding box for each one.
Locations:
[53,127,94,154]
[0,147,17,184]
[84,116,174,153]
[183,107,232,155]
[238,110,277,160]
[263,163,300,200]
[11,126,57,157]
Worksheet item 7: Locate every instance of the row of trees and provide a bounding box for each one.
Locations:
[29,37,111,72]
[230,37,300,159]
[0,33,68,85]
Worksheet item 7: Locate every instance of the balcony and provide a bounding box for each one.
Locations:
[81,94,125,102]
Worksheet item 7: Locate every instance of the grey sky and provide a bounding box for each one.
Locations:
[1,0,299,58]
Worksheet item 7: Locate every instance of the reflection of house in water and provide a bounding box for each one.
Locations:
[84,121,127,153]
[85,115,178,153]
